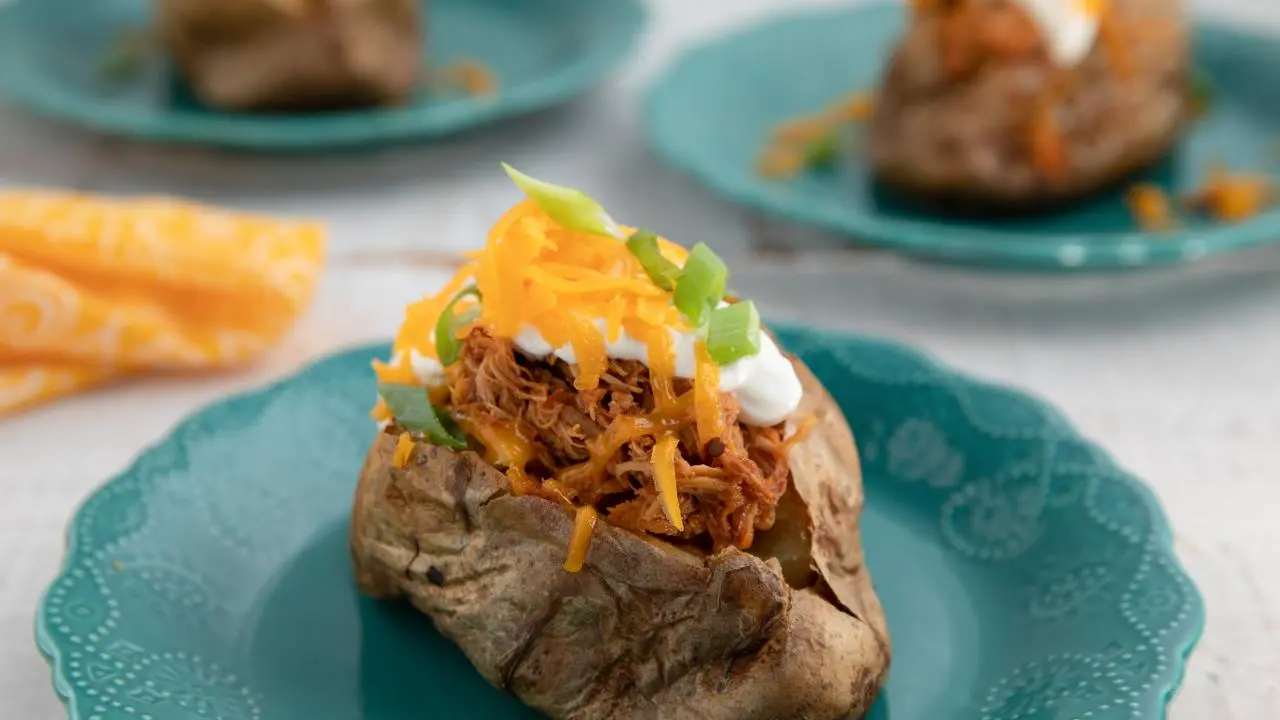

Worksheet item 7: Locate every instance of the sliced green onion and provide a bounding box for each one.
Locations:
[502,163,622,239]
[705,300,761,365]
[378,383,468,450]
[673,242,728,328]
[435,286,482,366]
[803,132,839,169]
[625,229,681,291]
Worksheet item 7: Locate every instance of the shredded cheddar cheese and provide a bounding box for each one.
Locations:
[457,418,536,495]
[430,58,500,97]
[1183,167,1276,223]
[542,480,578,509]
[693,342,725,443]
[758,91,876,180]
[1125,183,1178,231]
[782,414,819,453]
[563,506,599,573]
[651,434,685,531]
[1028,103,1069,180]
[393,432,416,469]
[370,398,393,423]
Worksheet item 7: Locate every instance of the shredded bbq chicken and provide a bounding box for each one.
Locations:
[439,328,793,553]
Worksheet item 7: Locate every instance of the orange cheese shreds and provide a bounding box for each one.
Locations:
[542,480,578,509]
[393,432,416,469]
[652,434,685,532]
[625,318,677,411]
[390,265,476,364]
[832,92,876,122]
[1125,183,1178,231]
[759,91,875,180]
[1095,3,1135,78]
[372,355,418,385]
[1028,104,1069,180]
[603,295,626,344]
[1184,167,1276,223]
[565,312,607,391]
[569,415,659,485]
[431,58,500,97]
[563,506,599,573]
[458,418,535,494]
[756,147,807,180]
[693,341,724,444]
[370,398,393,423]
[782,414,819,453]
[772,116,835,144]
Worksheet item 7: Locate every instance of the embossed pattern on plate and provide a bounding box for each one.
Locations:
[37,324,1204,719]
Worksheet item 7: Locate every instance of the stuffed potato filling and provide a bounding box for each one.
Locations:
[373,166,809,567]
[424,327,799,553]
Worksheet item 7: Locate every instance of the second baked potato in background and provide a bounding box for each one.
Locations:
[156,0,423,112]
[870,0,1190,212]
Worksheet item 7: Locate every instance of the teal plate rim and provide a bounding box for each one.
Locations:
[642,3,1280,272]
[0,0,647,150]
[34,322,1207,718]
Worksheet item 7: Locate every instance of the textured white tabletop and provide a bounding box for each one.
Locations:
[2,0,1279,718]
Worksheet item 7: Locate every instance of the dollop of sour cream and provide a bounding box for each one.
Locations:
[402,320,805,427]
[1010,0,1100,66]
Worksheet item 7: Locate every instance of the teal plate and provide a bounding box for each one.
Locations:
[0,0,645,150]
[36,325,1204,719]
[644,4,1280,271]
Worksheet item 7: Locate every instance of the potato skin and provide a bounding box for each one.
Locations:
[868,0,1189,211]
[156,0,422,112]
[350,358,890,719]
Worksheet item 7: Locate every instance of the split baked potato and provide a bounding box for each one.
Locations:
[869,0,1190,211]
[350,356,890,720]
[155,0,422,112]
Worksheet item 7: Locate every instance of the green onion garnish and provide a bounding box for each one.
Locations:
[377,383,468,450]
[502,163,622,239]
[803,132,840,169]
[625,229,681,291]
[435,286,482,366]
[673,242,728,328]
[705,301,761,365]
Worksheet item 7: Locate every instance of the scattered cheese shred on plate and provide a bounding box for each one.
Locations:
[1125,183,1178,232]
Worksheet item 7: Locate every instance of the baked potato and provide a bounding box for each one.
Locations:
[350,355,890,719]
[349,166,890,719]
[155,0,422,112]
[869,0,1190,211]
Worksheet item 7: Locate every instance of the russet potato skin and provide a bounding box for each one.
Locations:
[156,0,422,112]
[868,0,1189,212]
[350,356,891,720]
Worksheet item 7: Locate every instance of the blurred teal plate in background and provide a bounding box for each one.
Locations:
[0,0,645,150]
[36,324,1203,719]
[644,3,1280,271]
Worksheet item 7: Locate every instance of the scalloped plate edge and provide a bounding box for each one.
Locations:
[34,325,1206,718]
[2,0,647,150]
[641,4,1280,272]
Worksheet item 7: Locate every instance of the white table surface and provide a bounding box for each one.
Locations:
[3,0,1279,717]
